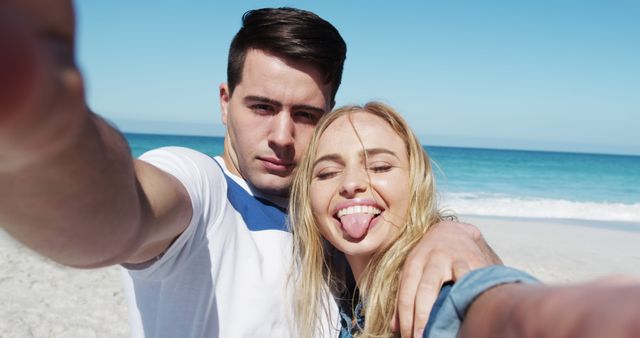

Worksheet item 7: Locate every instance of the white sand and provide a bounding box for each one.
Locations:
[462,216,640,282]
[0,231,129,338]
[1,217,639,337]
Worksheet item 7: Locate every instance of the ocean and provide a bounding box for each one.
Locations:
[125,133,640,225]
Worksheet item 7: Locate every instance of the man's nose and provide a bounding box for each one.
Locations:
[268,112,295,149]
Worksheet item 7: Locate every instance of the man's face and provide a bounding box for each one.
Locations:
[220,49,333,198]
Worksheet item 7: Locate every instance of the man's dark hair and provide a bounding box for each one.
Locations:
[227,7,347,104]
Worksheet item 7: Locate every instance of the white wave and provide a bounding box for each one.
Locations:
[439,192,640,223]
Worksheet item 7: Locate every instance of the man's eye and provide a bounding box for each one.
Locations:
[294,111,319,124]
[251,104,273,114]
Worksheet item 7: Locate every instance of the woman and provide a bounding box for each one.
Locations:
[289,102,438,337]
[289,102,536,337]
[290,103,442,337]
[288,102,640,338]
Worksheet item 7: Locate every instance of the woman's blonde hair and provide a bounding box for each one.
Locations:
[289,102,443,337]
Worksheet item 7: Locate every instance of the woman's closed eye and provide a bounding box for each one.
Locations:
[315,168,341,180]
[368,163,393,173]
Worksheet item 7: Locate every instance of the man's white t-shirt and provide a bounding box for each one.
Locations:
[121,147,338,338]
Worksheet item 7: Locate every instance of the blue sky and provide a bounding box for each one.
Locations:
[75,1,639,155]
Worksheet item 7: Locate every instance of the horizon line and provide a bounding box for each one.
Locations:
[122,131,640,158]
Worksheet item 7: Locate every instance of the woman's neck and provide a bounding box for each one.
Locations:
[345,254,372,285]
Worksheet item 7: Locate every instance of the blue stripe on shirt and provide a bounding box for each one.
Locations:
[214,159,288,232]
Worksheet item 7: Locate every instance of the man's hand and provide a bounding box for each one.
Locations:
[0,0,80,165]
[0,1,192,268]
[393,220,501,338]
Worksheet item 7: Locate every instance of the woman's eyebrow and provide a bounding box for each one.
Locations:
[313,154,342,168]
[312,148,398,169]
[363,147,399,160]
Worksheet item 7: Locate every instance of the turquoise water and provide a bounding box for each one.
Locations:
[125,133,640,223]
[127,133,224,158]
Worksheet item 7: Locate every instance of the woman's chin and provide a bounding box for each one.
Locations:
[334,237,381,260]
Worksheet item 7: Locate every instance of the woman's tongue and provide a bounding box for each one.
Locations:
[339,213,375,239]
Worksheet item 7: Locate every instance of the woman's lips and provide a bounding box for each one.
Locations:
[333,199,384,240]
[333,198,382,216]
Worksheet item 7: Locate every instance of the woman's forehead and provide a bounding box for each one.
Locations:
[325,111,378,132]
[316,112,405,155]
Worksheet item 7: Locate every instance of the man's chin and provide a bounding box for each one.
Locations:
[249,175,293,198]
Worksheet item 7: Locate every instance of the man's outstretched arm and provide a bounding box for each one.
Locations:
[0,1,191,268]
[394,220,502,337]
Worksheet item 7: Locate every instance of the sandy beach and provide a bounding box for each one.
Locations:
[462,216,640,282]
[1,216,639,337]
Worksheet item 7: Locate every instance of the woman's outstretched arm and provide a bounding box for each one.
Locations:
[460,278,640,338]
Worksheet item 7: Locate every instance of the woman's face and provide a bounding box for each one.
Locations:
[310,111,410,260]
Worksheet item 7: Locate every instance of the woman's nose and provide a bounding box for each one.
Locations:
[339,167,368,197]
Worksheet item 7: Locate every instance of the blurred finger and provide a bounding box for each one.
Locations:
[412,268,448,338]
[0,8,41,118]
[397,253,424,337]
[7,0,75,43]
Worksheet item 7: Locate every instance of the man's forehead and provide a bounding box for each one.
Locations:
[238,49,333,110]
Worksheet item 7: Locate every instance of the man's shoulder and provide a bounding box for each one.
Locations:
[139,146,221,173]
[138,146,227,195]
[139,146,216,163]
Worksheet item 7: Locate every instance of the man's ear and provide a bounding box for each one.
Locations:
[219,83,230,125]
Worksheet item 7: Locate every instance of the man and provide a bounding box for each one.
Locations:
[0,2,500,337]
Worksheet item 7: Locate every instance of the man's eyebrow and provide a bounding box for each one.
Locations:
[243,95,282,107]
[292,104,326,115]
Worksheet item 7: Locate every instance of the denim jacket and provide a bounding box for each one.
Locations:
[337,265,539,338]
